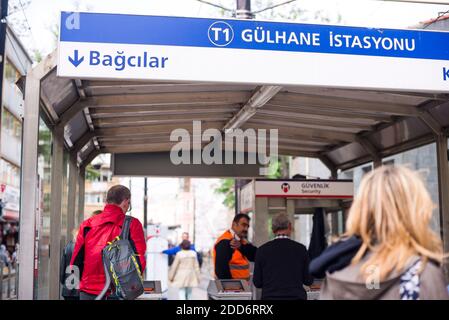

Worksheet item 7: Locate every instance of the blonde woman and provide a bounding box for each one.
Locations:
[310,165,449,300]
[169,240,201,300]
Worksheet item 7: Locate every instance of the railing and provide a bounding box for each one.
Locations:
[0,261,17,300]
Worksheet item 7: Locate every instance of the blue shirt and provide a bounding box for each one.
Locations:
[162,244,196,256]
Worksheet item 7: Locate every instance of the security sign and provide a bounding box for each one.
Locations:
[255,180,353,198]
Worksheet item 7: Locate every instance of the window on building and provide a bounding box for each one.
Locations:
[2,108,21,139]
[0,158,20,187]
[2,60,24,117]
[86,193,104,204]
[4,59,20,84]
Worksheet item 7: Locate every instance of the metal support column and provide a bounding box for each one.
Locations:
[67,157,78,241]
[436,134,449,278]
[236,0,252,19]
[356,136,382,168]
[286,199,295,241]
[373,158,382,169]
[18,71,40,300]
[331,211,339,237]
[253,197,269,247]
[49,125,64,300]
[144,177,148,232]
[418,108,449,277]
[78,166,86,226]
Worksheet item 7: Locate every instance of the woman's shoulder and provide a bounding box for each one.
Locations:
[178,249,196,257]
[419,259,449,300]
[421,260,445,278]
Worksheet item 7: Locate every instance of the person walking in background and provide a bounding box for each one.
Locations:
[0,244,10,268]
[253,213,313,300]
[162,232,202,268]
[168,240,200,300]
[310,165,449,300]
[60,229,79,300]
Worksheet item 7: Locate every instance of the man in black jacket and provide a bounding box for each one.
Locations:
[214,213,257,280]
[60,229,80,300]
[253,213,313,300]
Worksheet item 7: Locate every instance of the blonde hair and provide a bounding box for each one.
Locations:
[345,165,444,281]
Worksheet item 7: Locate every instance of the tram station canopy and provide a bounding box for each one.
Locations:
[31,49,449,173]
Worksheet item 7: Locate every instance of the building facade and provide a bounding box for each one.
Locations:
[84,159,121,218]
[0,26,32,255]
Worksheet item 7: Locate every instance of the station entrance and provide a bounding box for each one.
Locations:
[16,12,449,299]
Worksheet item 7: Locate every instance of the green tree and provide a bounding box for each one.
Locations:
[214,178,236,209]
[85,164,100,181]
[214,155,290,210]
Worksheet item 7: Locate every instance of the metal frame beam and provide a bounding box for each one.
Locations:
[95,121,226,136]
[246,121,357,142]
[270,92,421,116]
[241,124,344,145]
[93,113,233,127]
[251,115,373,131]
[419,111,443,135]
[49,125,64,300]
[18,67,40,300]
[84,81,256,95]
[261,105,392,123]
[335,133,438,172]
[319,154,338,179]
[98,129,341,147]
[80,148,102,169]
[223,86,282,131]
[18,48,58,300]
[71,130,96,155]
[355,136,382,168]
[436,134,449,279]
[85,91,251,107]
[67,155,79,242]
[285,85,449,102]
[90,105,240,117]
[59,99,92,127]
[77,166,86,227]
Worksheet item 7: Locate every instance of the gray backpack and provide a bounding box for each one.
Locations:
[96,216,144,300]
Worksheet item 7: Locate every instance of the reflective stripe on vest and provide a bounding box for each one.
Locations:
[214,230,250,280]
[229,264,250,270]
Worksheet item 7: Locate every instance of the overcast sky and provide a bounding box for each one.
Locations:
[8,0,449,58]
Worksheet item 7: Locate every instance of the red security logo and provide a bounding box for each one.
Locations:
[281,183,290,193]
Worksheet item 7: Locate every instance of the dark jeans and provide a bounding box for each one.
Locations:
[79,291,116,300]
[79,291,99,300]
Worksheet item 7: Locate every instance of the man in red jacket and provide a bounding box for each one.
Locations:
[70,185,146,300]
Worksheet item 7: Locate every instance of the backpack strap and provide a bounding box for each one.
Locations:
[120,216,132,240]
[96,250,112,300]
[399,258,421,300]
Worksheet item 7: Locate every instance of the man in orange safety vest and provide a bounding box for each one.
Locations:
[213,213,257,280]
